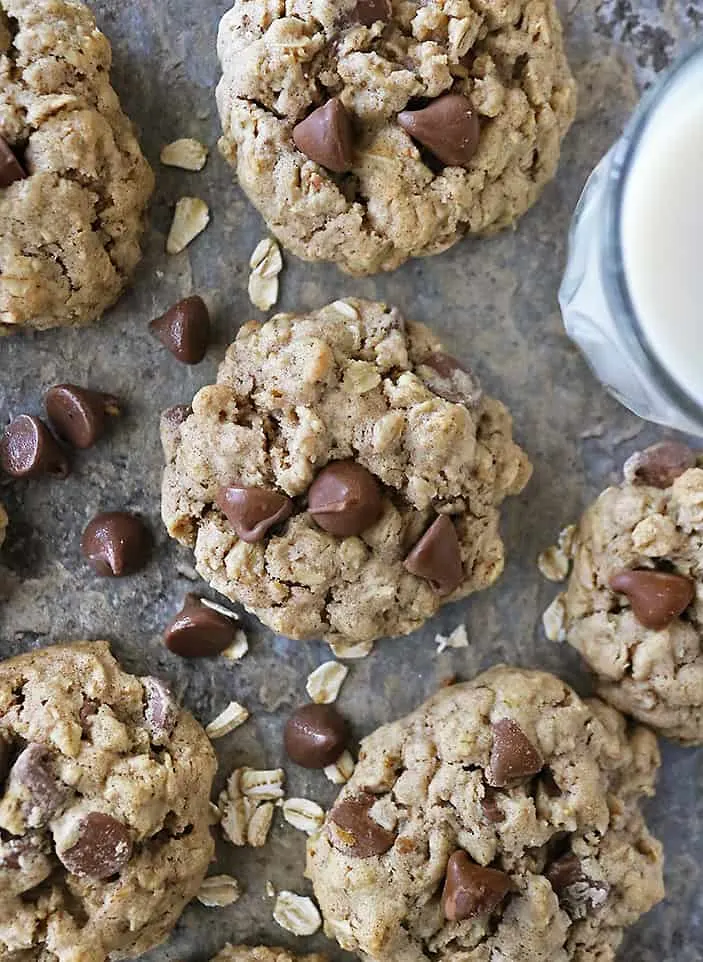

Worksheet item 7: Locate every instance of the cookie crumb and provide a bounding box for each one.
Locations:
[160,138,209,171]
[167,197,210,254]
[434,624,469,654]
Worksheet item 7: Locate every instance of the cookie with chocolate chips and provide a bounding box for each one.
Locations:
[215,0,576,275]
[0,641,216,960]
[160,298,531,652]
[306,665,664,962]
[0,0,153,332]
[542,441,703,744]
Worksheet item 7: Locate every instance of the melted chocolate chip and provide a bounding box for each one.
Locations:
[487,719,543,787]
[9,744,67,828]
[150,296,211,364]
[442,850,511,921]
[308,460,383,536]
[609,568,695,630]
[45,384,120,449]
[0,136,26,188]
[403,515,463,595]
[163,595,239,657]
[81,511,152,577]
[58,812,132,879]
[481,790,505,823]
[284,703,348,768]
[217,485,293,543]
[142,676,179,744]
[329,791,396,857]
[0,415,70,479]
[624,441,696,488]
[293,99,354,172]
[398,94,480,167]
[353,0,392,24]
[420,352,482,406]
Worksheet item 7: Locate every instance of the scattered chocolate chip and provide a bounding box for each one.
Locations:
[58,812,132,879]
[442,850,511,921]
[398,94,480,167]
[0,415,70,479]
[481,790,505,823]
[545,853,582,894]
[141,676,179,744]
[284,703,348,768]
[420,352,482,406]
[353,0,392,24]
[163,594,238,658]
[150,295,211,365]
[0,136,26,188]
[8,744,67,828]
[293,98,354,172]
[624,441,696,489]
[329,791,396,857]
[609,568,695,630]
[308,460,383,536]
[217,484,293,543]
[81,511,152,577]
[403,515,463,595]
[488,719,543,787]
[45,384,120,450]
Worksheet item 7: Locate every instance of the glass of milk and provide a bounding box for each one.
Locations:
[560,41,703,435]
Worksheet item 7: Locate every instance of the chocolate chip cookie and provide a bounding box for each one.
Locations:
[542,440,703,744]
[0,0,154,332]
[160,298,531,651]
[306,665,664,962]
[216,0,576,275]
[0,641,216,960]
[210,946,326,962]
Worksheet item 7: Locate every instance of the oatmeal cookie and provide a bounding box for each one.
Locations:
[0,0,154,332]
[216,0,576,275]
[542,440,703,744]
[306,665,664,962]
[0,641,216,960]
[160,298,531,650]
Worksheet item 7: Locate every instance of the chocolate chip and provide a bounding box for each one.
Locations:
[293,98,354,172]
[58,812,132,879]
[8,744,67,828]
[442,850,511,921]
[0,415,70,479]
[545,853,582,894]
[79,699,98,732]
[487,719,543,787]
[150,295,211,365]
[328,791,396,857]
[353,0,392,24]
[163,594,239,658]
[398,94,480,167]
[45,384,120,450]
[217,485,293,543]
[545,852,609,916]
[481,790,505,823]
[403,515,463,595]
[0,735,10,787]
[609,568,695,630]
[141,676,179,744]
[284,703,348,768]
[541,768,562,798]
[81,511,152,577]
[420,352,482,406]
[308,460,383,536]
[0,136,26,188]
[624,441,696,489]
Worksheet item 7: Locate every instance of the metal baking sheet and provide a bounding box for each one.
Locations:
[0,1,701,959]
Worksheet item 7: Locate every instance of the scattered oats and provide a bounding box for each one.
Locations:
[209,802,222,825]
[324,749,355,785]
[197,875,241,907]
[306,661,348,704]
[282,797,325,835]
[220,791,257,847]
[249,238,283,311]
[273,891,322,936]
[247,801,275,847]
[342,360,382,395]
[329,638,374,660]
[330,300,360,321]
[543,595,567,642]
[201,597,238,619]
[166,197,210,254]
[206,701,249,739]
[265,880,276,898]
[240,767,285,800]
[435,624,469,654]
[222,629,249,661]
[175,560,198,580]
[160,137,209,171]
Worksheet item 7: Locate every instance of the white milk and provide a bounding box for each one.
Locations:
[621,58,703,406]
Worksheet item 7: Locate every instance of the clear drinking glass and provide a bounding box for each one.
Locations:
[560,41,703,436]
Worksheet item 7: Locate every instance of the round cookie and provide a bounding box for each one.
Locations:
[542,440,703,744]
[211,947,326,962]
[306,666,664,962]
[215,0,576,276]
[0,0,154,332]
[160,298,531,651]
[0,641,216,960]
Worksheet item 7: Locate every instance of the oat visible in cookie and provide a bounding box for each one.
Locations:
[216,0,576,275]
[160,299,531,647]
[306,665,664,962]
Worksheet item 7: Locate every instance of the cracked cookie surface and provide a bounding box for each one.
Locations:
[216,0,576,276]
[306,665,664,962]
[542,441,703,744]
[0,0,154,332]
[0,641,216,961]
[160,298,531,651]
[211,946,326,962]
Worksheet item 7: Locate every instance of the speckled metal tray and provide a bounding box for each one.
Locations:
[0,1,701,959]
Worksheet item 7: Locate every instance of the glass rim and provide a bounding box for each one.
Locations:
[603,40,703,432]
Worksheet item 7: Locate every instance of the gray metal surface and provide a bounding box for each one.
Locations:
[0,1,701,959]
